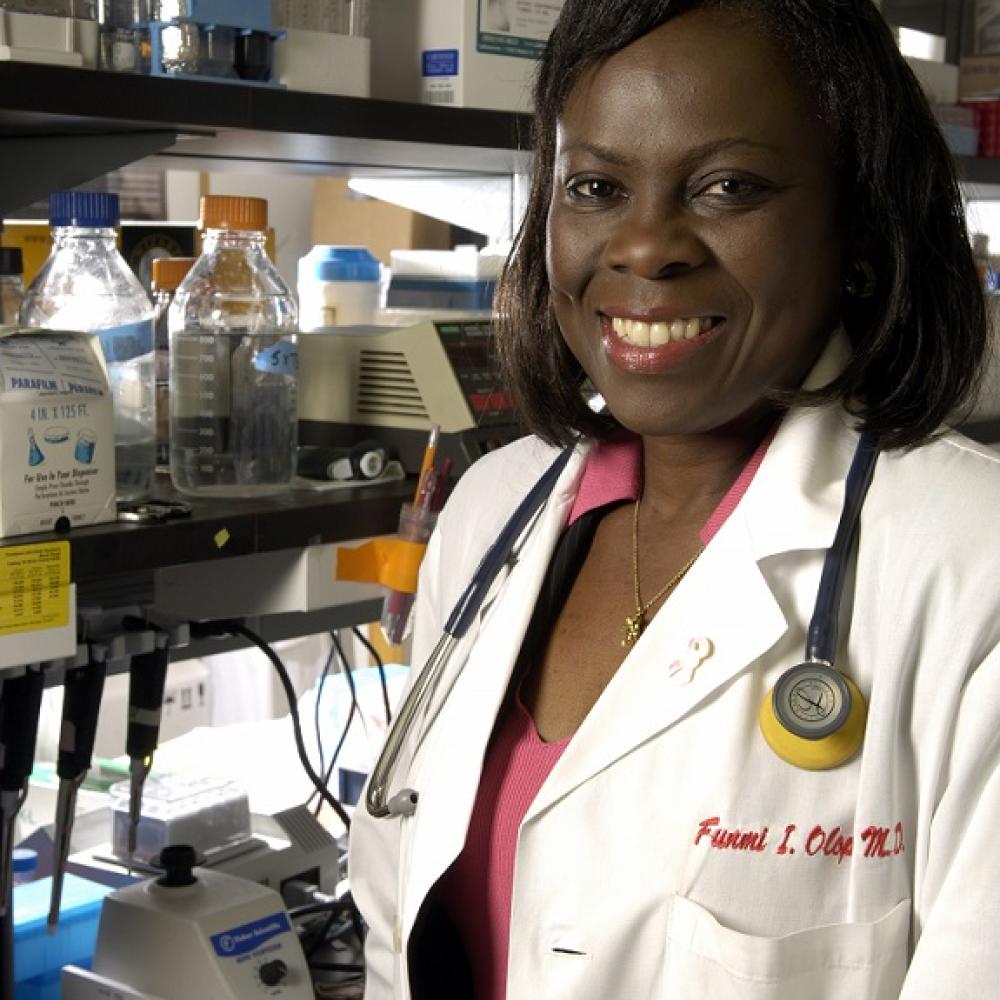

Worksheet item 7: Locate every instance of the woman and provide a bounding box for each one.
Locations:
[350,2,1000,997]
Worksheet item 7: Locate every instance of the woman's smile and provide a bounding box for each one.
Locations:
[546,7,848,437]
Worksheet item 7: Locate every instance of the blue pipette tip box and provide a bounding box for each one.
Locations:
[12,873,113,999]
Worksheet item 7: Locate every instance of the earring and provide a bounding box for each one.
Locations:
[844,259,877,298]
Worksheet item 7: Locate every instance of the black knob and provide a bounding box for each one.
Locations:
[154,844,200,887]
[259,960,288,986]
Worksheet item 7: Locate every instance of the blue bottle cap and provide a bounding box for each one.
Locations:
[12,847,38,874]
[299,245,381,283]
[49,191,121,228]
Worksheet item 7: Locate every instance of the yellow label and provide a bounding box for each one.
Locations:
[0,541,70,637]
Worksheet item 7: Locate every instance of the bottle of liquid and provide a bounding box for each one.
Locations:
[11,847,38,887]
[20,191,156,500]
[169,195,298,497]
[151,256,195,469]
[0,247,24,325]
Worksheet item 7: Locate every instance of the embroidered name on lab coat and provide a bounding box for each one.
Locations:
[694,816,905,864]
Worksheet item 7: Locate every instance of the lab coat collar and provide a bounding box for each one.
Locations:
[524,331,861,821]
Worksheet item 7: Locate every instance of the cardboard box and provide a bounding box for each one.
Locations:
[417,0,563,112]
[273,28,370,96]
[960,54,1000,99]
[976,2,1000,55]
[905,55,959,104]
[0,329,115,537]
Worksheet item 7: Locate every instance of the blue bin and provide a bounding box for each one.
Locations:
[12,874,113,999]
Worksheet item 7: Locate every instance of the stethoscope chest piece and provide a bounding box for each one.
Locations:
[759,662,867,770]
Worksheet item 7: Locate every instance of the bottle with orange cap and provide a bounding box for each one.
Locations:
[168,195,298,497]
[151,257,195,470]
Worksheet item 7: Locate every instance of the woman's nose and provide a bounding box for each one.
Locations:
[603,202,708,280]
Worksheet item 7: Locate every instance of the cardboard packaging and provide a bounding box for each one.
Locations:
[416,0,563,112]
[976,2,1000,55]
[960,53,1000,99]
[0,328,115,537]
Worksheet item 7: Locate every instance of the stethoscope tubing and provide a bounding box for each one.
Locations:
[806,430,879,665]
[366,430,880,819]
[366,445,576,819]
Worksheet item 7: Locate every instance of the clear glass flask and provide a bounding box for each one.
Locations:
[20,191,156,500]
[168,195,298,497]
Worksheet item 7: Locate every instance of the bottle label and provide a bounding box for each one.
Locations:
[97,319,155,364]
[254,339,298,375]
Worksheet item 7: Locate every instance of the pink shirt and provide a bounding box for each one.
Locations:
[435,431,773,999]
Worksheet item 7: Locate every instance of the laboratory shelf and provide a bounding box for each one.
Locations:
[0,473,414,585]
[0,62,534,214]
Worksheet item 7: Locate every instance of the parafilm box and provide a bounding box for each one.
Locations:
[0,329,115,537]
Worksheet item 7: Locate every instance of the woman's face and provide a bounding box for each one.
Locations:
[546,8,848,438]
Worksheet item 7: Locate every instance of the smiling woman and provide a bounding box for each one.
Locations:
[349,4,1000,1000]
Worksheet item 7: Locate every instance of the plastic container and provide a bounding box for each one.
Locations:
[13,872,114,1000]
[12,846,38,886]
[168,195,298,497]
[297,245,381,330]
[151,256,195,468]
[20,191,157,500]
[109,774,252,865]
[0,246,24,325]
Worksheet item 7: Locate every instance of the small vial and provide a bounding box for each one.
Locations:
[12,847,38,887]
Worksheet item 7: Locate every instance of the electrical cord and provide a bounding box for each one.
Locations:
[314,639,338,789]
[307,632,360,811]
[188,620,351,830]
[350,625,391,726]
[311,633,359,818]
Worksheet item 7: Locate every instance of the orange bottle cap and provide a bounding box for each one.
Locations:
[200,195,268,232]
[151,256,195,291]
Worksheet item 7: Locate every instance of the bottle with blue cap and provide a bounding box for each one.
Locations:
[298,245,382,330]
[20,191,156,500]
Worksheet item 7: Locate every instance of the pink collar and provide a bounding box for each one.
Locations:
[567,430,775,546]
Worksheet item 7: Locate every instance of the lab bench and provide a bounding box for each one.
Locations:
[0,472,416,680]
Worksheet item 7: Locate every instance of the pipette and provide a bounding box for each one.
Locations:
[0,667,45,920]
[48,650,106,931]
[125,634,170,870]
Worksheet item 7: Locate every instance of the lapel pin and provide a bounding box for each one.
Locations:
[668,637,714,685]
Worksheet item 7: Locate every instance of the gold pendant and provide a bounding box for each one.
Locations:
[622,611,643,649]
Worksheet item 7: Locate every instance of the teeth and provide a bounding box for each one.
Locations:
[610,316,716,347]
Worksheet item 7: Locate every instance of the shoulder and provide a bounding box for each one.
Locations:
[872,427,1000,531]
[863,426,1000,595]
[440,435,569,527]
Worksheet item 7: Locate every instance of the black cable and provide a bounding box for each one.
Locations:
[2,875,13,1000]
[314,640,337,790]
[307,632,360,812]
[312,634,359,818]
[351,625,391,726]
[289,900,348,920]
[211,622,351,830]
[308,961,365,974]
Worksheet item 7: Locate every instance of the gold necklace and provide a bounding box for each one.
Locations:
[622,497,704,649]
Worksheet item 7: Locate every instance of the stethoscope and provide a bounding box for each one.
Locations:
[366,431,879,820]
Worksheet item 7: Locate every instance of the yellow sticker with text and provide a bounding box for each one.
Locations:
[0,541,70,636]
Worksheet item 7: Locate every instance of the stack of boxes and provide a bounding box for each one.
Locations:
[959,2,1000,156]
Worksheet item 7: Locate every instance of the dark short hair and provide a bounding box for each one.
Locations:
[495,0,988,450]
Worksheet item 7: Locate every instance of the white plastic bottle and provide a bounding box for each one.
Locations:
[297,245,381,329]
[20,191,156,500]
[169,195,298,497]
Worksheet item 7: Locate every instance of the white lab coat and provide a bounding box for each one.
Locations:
[349,335,1000,999]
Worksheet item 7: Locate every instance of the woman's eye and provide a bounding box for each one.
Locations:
[566,177,620,201]
[700,177,764,199]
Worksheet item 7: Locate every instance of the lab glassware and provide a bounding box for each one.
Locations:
[168,195,298,497]
[20,191,157,500]
[0,248,24,325]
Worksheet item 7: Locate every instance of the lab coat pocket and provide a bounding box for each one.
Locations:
[664,894,911,1000]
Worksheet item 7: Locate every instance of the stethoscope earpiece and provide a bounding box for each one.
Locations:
[759,662,867,770]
